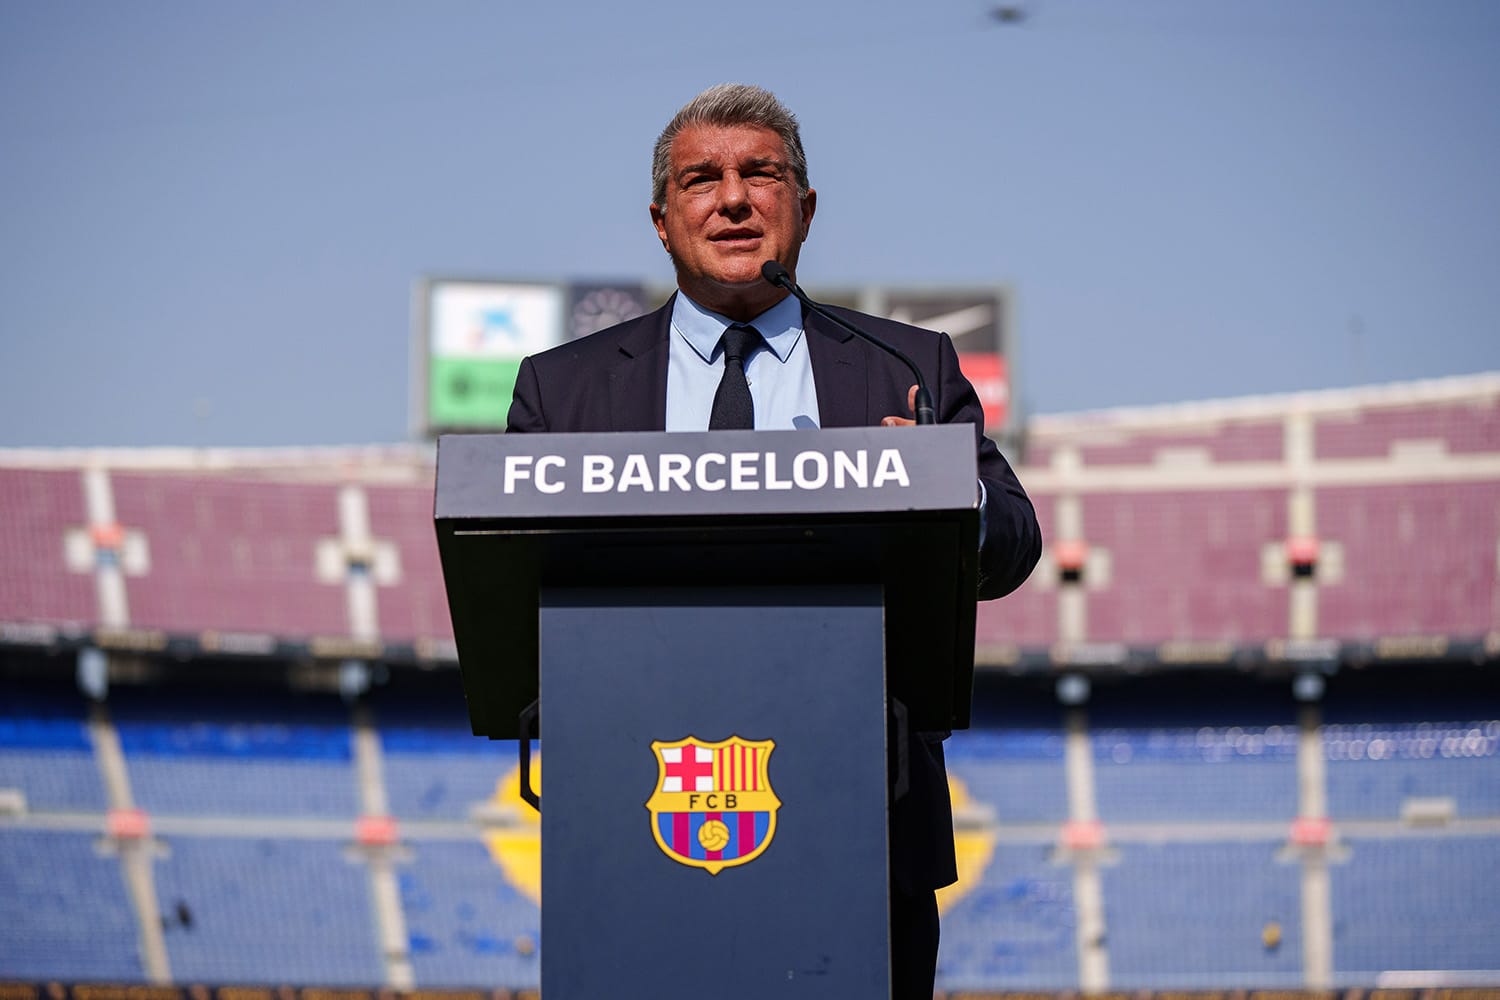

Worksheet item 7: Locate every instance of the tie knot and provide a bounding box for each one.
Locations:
[720,324,763,364]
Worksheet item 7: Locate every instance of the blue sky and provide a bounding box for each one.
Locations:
[2,0,1497,447]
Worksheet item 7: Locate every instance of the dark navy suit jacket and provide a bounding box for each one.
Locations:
[506,296,1042,891]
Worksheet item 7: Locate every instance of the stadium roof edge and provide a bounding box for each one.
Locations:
[1028,370,1500,437]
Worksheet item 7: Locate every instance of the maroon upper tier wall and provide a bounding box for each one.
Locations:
[2,374,1497,657]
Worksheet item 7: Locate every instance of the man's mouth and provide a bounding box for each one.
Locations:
[711,229,762,244]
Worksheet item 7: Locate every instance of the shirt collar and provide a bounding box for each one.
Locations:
[671,291,804,365]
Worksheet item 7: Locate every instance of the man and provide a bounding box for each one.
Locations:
[507,83,1041,997]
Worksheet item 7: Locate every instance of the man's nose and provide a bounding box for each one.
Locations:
[718,172,749,213]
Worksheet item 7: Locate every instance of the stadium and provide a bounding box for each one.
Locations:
[3,348,1497,998]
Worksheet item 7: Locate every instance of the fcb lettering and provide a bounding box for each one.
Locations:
[645,736,781,875]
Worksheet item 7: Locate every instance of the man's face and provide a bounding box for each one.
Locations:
[651,123,816,320]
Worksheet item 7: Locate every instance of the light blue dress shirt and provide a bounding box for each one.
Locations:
[664,292,820,432]
[663,289,988,538]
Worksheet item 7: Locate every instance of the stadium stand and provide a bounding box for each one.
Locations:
[372,681,514,822]
[0,679,107,812]
[1075,418,1286,466]
[110,685,358,819]
[1092,729,1299,824]
[1088,676,1300,823]
[975,492,1057,652]
[152,835,384,985]
[949,679,1070,825]
[399,840,540,988]
[0,467,94,625]
[1312,397,1500,458]
[0,830,144,981]
[1101,840,1304,989]
[1331,835,1500,982]
[1074,487,1288,644]
[1324,722,1500,821]
[365,482,453,645]
[1,372,1498,995]
[995,372,1500,666]
[1315,481,1498,638]
[1321,680,1500,821]
[946,728,1070,826]
[936,842,1079,990]
[109,473,349,638]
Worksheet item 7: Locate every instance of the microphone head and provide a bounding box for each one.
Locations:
[760,260,792,288]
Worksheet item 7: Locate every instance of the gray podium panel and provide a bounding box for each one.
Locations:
[539,585,890,999]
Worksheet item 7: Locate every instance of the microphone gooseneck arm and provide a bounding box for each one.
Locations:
[761,260,936,425]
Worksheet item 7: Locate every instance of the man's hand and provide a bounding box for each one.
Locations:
[881,385,919,427]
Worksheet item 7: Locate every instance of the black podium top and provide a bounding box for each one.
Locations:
[434,425,981,737]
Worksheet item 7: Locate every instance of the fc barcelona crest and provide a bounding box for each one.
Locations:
[646,736,780,875]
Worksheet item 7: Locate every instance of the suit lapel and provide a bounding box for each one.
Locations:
[804,307,869,428]
[614,298,874,431]
[609,299,673,431]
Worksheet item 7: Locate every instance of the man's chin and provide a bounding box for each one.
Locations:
[711,257,771,282]
[677,270,785,316]
[682,267,766,293]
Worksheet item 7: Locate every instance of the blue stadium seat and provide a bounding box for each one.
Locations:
[0,830,143,980]
[154,836,384,985]
[1323,722,1500,819]
[947,728,1070,824]
[1088,682,1300,822]
[1091,727,1299,822]
[374,688,516,821]
[1102,841,1303,988]
[1331,835,1500,980]
[936,842,1079,990]
[0,682,107,812]
[110,688,358,818]
[399,839,540,988]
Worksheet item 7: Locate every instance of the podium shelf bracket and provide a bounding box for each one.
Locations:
[518,698,540,814]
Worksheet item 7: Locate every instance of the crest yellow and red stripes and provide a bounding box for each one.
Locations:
[715,741,761,792]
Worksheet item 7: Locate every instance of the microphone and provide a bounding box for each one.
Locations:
[761,260,935,425]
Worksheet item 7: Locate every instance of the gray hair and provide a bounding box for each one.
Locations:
[651,83,810,205]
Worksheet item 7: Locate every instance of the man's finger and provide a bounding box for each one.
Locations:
[881,384,921,427]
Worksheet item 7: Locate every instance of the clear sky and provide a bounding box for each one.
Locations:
[2,0,1497,447]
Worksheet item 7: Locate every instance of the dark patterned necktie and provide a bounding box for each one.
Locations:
[708,324,763,430]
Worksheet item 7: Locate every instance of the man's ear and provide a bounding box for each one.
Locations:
[650,203,670,253]
[799,188,817,239]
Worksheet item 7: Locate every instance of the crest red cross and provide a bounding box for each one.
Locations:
[665,748,714,791]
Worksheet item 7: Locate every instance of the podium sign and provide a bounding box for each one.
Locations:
[434,426,982,998]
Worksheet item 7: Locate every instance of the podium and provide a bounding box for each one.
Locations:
[435,427,981,999]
